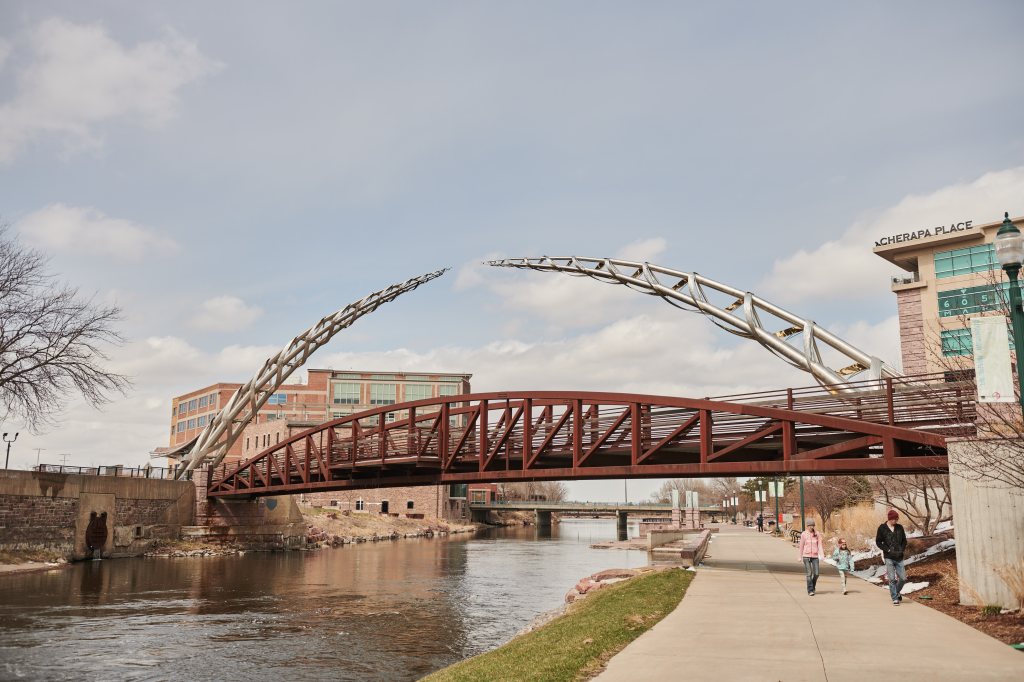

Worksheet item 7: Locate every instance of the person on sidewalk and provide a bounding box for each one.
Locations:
[798,519,825,595]
[875,509,908,605]
[831,538,854,595]
[756,514,764,533]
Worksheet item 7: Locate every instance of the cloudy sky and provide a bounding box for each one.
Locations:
[1,2,1023,500]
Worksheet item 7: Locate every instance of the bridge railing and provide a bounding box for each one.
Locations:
[34,464,189,480]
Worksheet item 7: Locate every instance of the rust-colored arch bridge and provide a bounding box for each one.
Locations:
[207,374,974,498]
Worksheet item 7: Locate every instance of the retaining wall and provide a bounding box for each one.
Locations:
[948,440,1024,609]
[0,469,194,560]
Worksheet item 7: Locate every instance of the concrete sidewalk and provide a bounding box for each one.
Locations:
[596,526,1023,681]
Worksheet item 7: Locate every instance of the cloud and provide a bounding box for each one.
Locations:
[17,204,178,261]
[189,296,264,332]
[760,167,1024,304]
[0,17,220,164]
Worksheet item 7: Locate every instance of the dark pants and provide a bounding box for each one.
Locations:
[757,523,763,533]
[803,558,820,594]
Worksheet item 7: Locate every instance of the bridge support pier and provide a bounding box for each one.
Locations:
[948,439,1024,610]
[535,510,552,529]
[616,510,628,541]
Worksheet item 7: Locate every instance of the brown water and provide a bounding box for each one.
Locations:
[0,520,646,681]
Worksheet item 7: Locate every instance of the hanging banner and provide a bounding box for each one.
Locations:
[971,316,1015,403]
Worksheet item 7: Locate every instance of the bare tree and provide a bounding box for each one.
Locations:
[497,480,568,502]
[805,476,871,531]
[0,226,128,428]
[869,474,952,534]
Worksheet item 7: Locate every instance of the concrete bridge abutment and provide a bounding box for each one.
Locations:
[948,439,1024,610]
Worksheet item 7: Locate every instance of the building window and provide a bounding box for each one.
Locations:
[331,411,345,419]
[267,393,286,405]
[938,283,1008,318]
[197,415,207,427]
[246,437,250,450]
[370,383,396,405]
[355,499,365,511]
[404,384,432,401]
[371,374,397,380]
[934,243,996,279]
[439,385,458,397]
[210,393,218,405]
[176,403,186,416]
[330,500,338,507]
[449,484,468,499]
[333,382,361,404]
[267,414,277,421]
[385,412,396,423]
[941,329,973,357]
[406,500,415,510]
[188,398,198,411]
[199,396,209,408]
[177,422,186,433]
[941,326,1014,356]
[187,418,196,429]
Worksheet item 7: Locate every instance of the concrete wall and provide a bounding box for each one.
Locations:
[0,469,194,560]
[948,440,1024,609]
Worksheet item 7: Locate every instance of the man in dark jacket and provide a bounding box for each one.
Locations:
[875,509,908,605]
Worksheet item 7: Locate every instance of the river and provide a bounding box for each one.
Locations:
[0,520,647,681]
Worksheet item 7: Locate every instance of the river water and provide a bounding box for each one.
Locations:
[0,520,647,681]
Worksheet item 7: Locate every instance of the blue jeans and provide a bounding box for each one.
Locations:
[885,558,906,601]
[803,558,820,594]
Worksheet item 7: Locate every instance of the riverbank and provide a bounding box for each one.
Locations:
[422,567,693,682]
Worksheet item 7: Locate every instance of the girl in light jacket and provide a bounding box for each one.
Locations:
[831,538,854,595]
[798,519,825,595]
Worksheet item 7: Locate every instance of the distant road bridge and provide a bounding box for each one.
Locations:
[207,374,973,498]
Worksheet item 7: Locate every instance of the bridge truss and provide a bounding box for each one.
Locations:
[207,374,974,498]
[487,257,902,389]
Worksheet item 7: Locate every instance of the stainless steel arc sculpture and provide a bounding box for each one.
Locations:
[175,269,447,479]
[488,257,901,389]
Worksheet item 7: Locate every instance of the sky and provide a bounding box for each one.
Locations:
[1,2,1023,501]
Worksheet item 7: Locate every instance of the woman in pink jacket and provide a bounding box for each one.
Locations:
[798,519,825,596]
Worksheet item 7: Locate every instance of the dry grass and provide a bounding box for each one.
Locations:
[993,559,1024,610]
[825,505,880,553]
[301,505,478,538]
[0,548,66,564]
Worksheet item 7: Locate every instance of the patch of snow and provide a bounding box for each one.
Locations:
[900,581,929,595]
[934,520,954,533]
[905,539,955,566]
[906,529,923,539]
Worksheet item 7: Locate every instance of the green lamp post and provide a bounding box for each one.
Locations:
[994,212,1024,415]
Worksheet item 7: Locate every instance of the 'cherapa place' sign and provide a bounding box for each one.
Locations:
[875,220,973,247]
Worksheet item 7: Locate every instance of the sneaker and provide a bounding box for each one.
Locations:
[842,590,847,595]
[809,591,815,596]
[893,599,900,606]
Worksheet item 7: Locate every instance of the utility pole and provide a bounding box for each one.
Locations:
[799,475,806,531]
[33,448,46,470]
[3,432,18,469]
[58,453,71,467]
[772,476,781,536]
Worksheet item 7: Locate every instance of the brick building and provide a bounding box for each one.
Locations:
[874,213,1024,374]
[161,369,473,520]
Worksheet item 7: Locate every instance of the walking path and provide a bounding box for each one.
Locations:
[596,526,1023,681]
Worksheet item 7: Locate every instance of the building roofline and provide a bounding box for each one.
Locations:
[873,215,1023,270]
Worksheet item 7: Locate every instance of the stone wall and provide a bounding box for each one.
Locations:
[0,469,194,560]
[896,287,927,374]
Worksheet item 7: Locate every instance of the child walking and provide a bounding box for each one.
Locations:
[832,538,854,595]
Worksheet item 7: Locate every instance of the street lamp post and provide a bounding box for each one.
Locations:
[3,432,18,469]
[994,212,1024,416]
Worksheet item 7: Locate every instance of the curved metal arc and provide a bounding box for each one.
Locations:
[176,268,448,479]
[488,256,900,389]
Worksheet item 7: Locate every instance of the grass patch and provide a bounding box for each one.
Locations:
[423,568,693,682]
